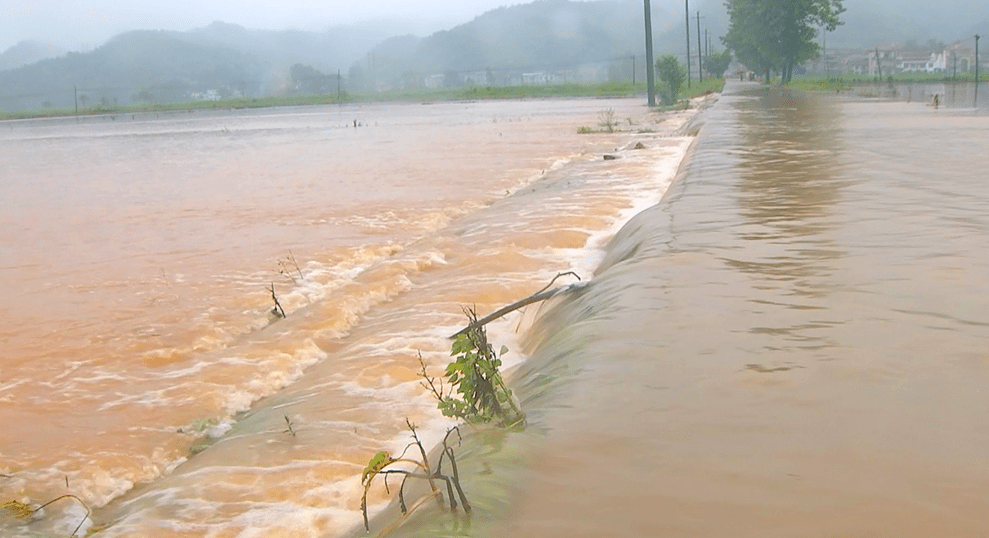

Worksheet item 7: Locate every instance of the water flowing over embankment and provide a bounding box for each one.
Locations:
[379,81,989,538]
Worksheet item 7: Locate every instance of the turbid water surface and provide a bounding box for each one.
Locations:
[0,97,697,536]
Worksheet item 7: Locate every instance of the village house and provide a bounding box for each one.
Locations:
[865,42,978,76]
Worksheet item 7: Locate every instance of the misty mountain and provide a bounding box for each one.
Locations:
[0,18,427,112]
[354,0,677,84]
[0,40,66,72]
[828,0,989,49]
[2,0,986,113]
[174,20,415,74]
[0,31,268,111]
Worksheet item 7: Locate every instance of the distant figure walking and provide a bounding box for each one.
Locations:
[933,93,940,108]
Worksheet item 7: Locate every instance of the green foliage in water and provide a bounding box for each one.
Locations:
[2,495,91,537]
[359,422,471,533]
[361,451,392,486]
[420,311,524,428]
[444,331,523,427]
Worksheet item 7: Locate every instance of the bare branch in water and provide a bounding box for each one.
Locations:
[278,250,304,283]
[282,415,296,437]
[450,271,582,338]
[267,282,286,318]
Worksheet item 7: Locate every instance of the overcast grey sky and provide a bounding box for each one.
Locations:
[0,0,528,52]
[5,0,988,55]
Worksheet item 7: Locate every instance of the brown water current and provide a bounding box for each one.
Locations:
[430,81,987,538]
[0,98,698,536]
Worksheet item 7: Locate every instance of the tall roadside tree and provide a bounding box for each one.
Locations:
[723,0,844,83]
[655,54,687,105]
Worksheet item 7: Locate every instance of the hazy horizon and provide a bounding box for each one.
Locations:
[1,0,542,53]
[4,0,988,59]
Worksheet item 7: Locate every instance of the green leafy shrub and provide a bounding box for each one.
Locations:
[655,54,687,105]
[420,310,524,428]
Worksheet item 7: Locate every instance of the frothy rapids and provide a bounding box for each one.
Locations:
[0,97,699,536]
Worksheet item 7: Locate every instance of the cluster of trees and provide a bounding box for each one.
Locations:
[724,0,845,83]
[288,64,340,94]
[706,49,733,77]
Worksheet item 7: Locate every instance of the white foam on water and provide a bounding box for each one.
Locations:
[558,136,693,278]
[8,100,704,538]
[221,339,327,415]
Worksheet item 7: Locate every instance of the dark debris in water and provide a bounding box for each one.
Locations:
[744,363,805,374]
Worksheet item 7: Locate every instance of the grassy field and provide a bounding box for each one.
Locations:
[686,77,727,98]
[0,79,727,121]
[786,72,989,92]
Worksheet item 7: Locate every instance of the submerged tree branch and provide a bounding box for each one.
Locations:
[449,272,582,338]
[267,282,286,318]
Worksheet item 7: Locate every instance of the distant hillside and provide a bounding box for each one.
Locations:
[0,19,425,112]
[0,31,267,112]
[173,20,411,74]
[0,40,66,72]
[833,0,989,47]
[354,0,676,87]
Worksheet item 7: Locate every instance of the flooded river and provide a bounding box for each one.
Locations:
[0,97,696,536]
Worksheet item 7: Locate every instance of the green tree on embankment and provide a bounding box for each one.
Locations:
[655,54,687,105]
[724,0,845,83]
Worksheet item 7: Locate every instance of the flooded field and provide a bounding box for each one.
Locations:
[0,97,697,536]
[6,80,987,538]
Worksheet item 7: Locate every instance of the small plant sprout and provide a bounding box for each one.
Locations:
[283,415,297,437]
[597,108,617,133]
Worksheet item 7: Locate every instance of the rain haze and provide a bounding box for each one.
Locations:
[4,0,989,52]
[1,0,526,51]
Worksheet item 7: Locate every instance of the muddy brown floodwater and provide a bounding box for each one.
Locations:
[0,97,698,536]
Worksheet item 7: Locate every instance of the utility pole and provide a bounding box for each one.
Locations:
[368,53,376,92]
[953,50,957,81]
[705,29,709,71]
[696,11,703,82]
[644,0,656,106]
[685,0,691,88]
[337,69,341,101]
[632,55,636,85]
[74,84,78,115]
[976,35,981,107]
[823,27,829,79]
[876,47,883,79]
